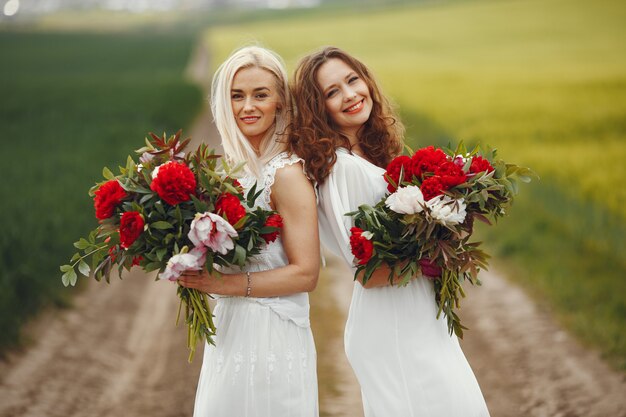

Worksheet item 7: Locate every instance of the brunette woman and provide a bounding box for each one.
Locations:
[291,46,489,417]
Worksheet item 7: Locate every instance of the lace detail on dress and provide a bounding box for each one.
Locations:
[261,152,304,208]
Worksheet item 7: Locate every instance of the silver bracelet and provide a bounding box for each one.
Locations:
[245,271,252,297]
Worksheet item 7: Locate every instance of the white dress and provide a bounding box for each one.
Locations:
[317,148,490,417]
[193,152,319,417]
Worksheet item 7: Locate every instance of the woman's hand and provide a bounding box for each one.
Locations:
[178,269,234,295]
[357,261,417,289]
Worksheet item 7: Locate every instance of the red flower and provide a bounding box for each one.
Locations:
[119,211,144,249]
[419,258,442,279]
[410,146,448,178]
[384,155,413,192]
[349,227,374,265]
[150,162,196,206]
[420,176,447,201]
[435,161,467,188]
[131,256,143,266]
[261,214,283,244]
[94,180,127,220]
[469,156,494,174]
[215,193,246,226]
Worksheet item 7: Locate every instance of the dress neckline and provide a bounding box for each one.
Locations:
[337,147,383,171]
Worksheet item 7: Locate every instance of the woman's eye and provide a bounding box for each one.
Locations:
[231,94,243,100]
[326,89,338,99]
[348,76,359,83]
[256,93,268,99]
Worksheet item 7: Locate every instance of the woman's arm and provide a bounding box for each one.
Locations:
[356,262,414,288]
[178,162,320,297]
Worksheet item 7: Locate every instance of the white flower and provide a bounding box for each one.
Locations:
[159,247,206,281]
[426,195,467,226]
[139,152,155,164]
[385,185,425,215]
[151,164,163,180]
[453,153,471,168]
[189,212,238,255]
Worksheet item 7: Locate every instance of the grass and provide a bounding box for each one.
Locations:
[205,0,626,370]
[0,30,203,352]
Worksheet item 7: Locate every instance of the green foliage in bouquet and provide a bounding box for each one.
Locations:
[349,142,536,338]
[60,131,281,360]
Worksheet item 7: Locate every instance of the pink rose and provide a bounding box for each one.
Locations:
[159,247,207,281]
[189,212,238,255]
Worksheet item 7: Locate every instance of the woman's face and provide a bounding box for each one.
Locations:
[316,58,372,141]
[231,66,281,147]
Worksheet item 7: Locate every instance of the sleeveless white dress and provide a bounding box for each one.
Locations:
[317,148,490,417]
[192,152,319,417]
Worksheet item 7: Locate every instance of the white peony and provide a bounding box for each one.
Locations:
[426,195,467,226]
[385,185,425,215]
[159,247,206,281]
[189,212,238,255]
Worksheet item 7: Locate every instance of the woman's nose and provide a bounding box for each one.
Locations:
[243,97,255,112]
[343,86,357,102]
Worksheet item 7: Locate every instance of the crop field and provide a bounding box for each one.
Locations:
[0,30,203,351]
[206,0,626,369]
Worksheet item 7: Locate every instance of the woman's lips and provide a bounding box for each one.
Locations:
[343,99,364,115]
[240,116,260,124]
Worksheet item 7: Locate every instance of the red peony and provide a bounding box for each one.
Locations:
[419,258,442,279]
[119,211,144,249]
[469,156,495,174]
[150,162,196,206]
[261,214,283,244]
[131,255,143,266]
[94,180,127,220]
[384,155,413,192]
[410,146,449,178]
[349,227,374,265]
[215,193,246,226]
[435,161,467,188]
[420,176,447,201]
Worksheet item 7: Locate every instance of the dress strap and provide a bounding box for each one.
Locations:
[262,152,304,207]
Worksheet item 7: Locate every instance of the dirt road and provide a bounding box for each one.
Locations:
[1,40,625,417]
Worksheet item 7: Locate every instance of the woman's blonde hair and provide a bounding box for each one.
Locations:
[211,45,291,178]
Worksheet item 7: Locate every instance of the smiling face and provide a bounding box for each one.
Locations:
[316,58,373,143]
[231,66,281,148]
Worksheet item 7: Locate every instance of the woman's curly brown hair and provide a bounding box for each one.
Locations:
[290,47,404,184]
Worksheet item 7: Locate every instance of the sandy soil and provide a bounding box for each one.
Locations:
[1,39,625,417]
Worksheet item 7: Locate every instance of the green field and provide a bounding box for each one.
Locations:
[206,0,626,369]
[0,30,203,351]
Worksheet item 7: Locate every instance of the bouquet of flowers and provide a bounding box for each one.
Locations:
[61,130,282,361]
[348,143,535,337]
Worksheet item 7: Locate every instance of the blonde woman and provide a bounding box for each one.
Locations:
[178,46,319,417]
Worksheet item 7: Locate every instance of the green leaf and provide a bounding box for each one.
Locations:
[139,193,153,205]
[156,248,168,261]
[62,269,78,287]
[78,260,91,277]
[102,167,115,180]
[60,264,73,273]
[144,262,163,272]
[233,244,247,265]
[151,221,173,230]
[73,238,91,250]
